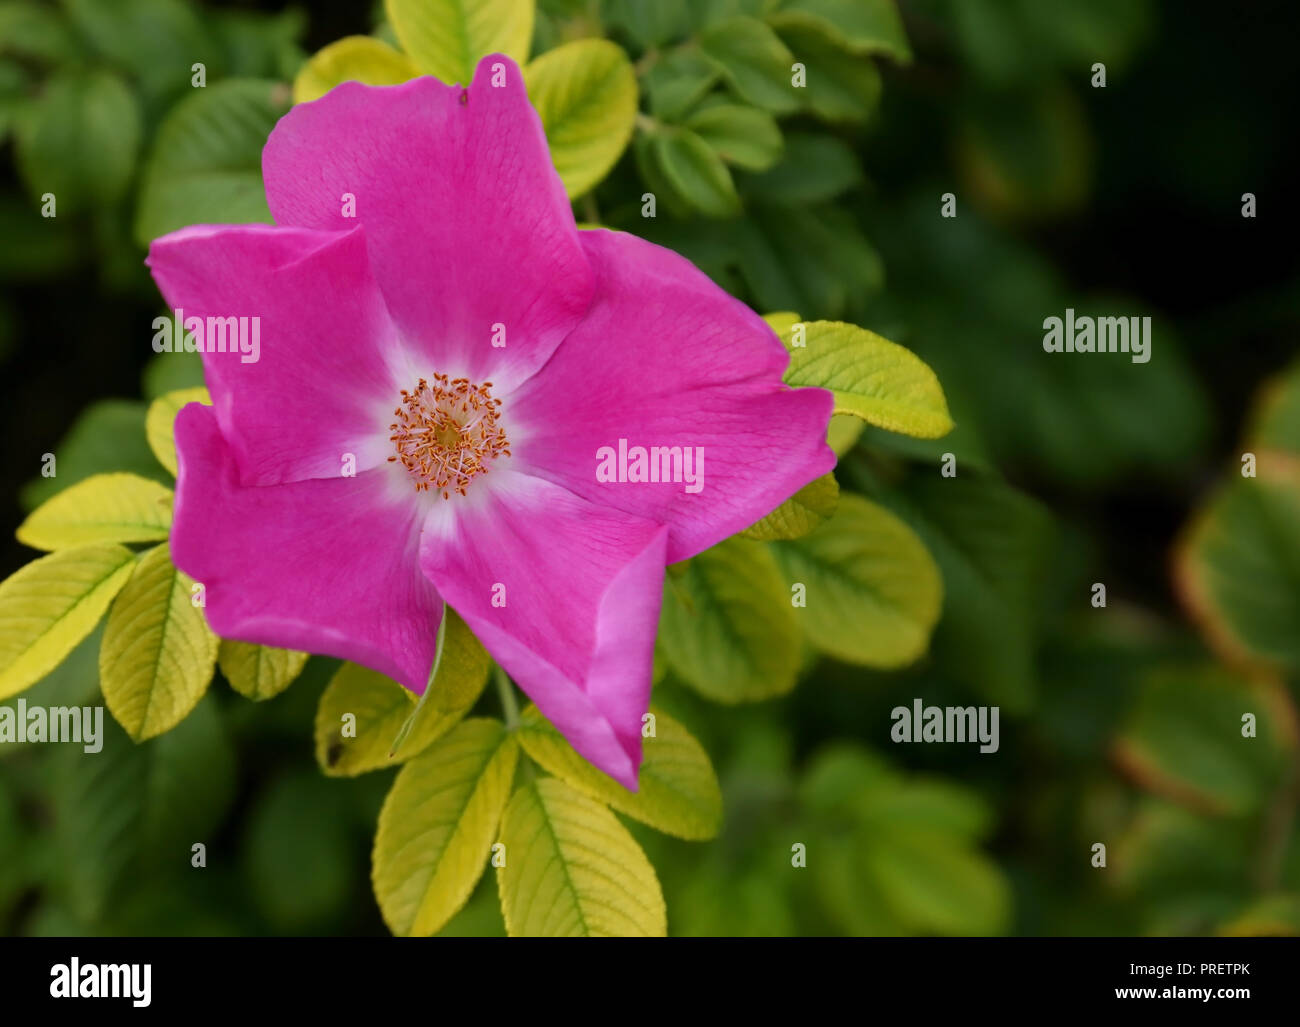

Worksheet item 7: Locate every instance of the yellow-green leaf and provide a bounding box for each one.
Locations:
[524,38,637,199]
[372,718,519,936]
[314,610,489,775]
[292,35,420,105]
[99,542,217,740]
[517,704,722,840]
[773,493,942,667]
[497,777,667,936]
[763,314,870,456]
[762,310,801,338]
[741,473,839,541]
[658,537,801,702]
[778,319,953,438]
[827,413,865,455]
[0,544,136,700]
[16,473,172,551]
[145,386,210,477]
[385,0,533,86]
[218,640,308,702]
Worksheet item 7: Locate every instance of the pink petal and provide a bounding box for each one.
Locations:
[147,224,399,487]
[171,402,442,692]
[512,229,836,563]
[419,474,668,790]
[262,57,593,393]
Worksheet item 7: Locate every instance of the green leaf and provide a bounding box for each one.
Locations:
[517,703,722,839]
[0,626,101,752]
[698,15,800,114]
[211,7,306,81]
[142,347,205,400]
[292,35,418,104]
[372,718,519,936]
[742,133,862,203]
[242,769,353,931]
[1247,361,1300,455]
[946,0,1152,89]
[862,780,995,842]
[1115,666,1295,816]
[0,2,80,63]
[672,855,798,936]
[0,771,27,915]
[778,319,953,438]
[1175,465,1300,672]
[497,777,667,936]
[134,80,289,247]
[800,745,1007,935]
[769,0,911,61]
[218,640,308,702]
[1111,797,1249,920]
[51,694,235,923]
[0,544,135,701]
[741,472,839,541]
[15,68,141,215]
[872,198,1210,485]
[772,493,942,668]
[0,59,24,143]
[145,386,211,477]
[61,0,211,106]
[658,537,801,701]
[775,21,882,123]
[870,473,1054,711]
[314,610,490,775]
[602,0,691,49]
[799,744,895,814]
[17,473,172,552]
[733,206,882,321]
[632,133,691,219]
[21,400,167,512]
[524,38,637,199]
[651,125,741,218]
[811,834,906,935]
[684,101,783,172]
[385,0,533,85]
[866,828,1009,934]
[99,542,218,741]
[643,48,720,121]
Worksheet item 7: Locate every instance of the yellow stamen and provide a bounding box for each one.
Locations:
[387,374,510,498]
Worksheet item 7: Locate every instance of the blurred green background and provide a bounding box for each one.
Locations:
[2,0,1299,936]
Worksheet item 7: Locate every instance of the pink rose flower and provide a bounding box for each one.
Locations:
[146,55,833,789]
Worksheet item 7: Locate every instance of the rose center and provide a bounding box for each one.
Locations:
[387,374,510,498]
